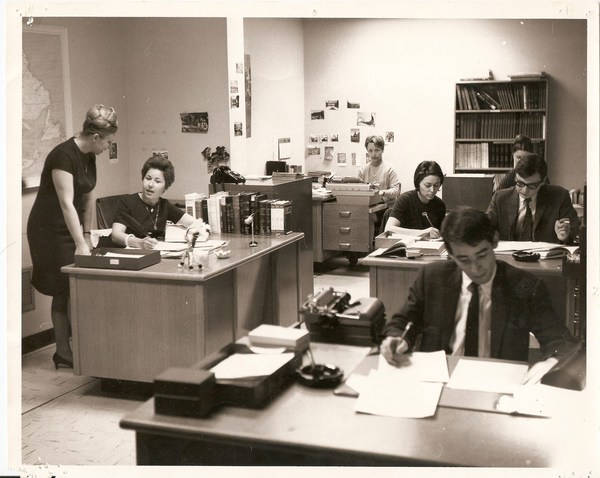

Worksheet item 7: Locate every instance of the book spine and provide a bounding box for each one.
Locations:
[201,198,208,224]
[232,194,241,234]
[239,193,252,234]
[225,195,234,233]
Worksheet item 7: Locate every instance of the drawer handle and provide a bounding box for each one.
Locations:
[339,242,352,250]
[339,227,352,234]
[338,211,352,218]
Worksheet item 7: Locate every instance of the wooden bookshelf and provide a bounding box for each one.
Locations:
[454,79,548,173]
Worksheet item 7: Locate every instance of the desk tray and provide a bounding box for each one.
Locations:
[75,248,161,270]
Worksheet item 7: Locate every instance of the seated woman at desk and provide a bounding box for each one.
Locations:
[111,154,196,249]
[384,161,445,239]
[357,134,400,207]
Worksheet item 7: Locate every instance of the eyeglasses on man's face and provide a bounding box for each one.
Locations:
[515,179,543,190]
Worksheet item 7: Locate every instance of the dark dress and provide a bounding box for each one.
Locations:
[389,189,446,230]
[27,137,96,296]
[114,193,184,240]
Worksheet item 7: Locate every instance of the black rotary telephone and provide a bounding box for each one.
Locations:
[210,166,246,184]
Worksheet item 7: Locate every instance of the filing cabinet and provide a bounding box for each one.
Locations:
[322,202,374,252]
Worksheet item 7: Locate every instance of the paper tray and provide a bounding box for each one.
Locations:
[75,248,161,270]
[194,342,303,409]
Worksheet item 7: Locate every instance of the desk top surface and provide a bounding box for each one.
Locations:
[120,342,595,467]
[62,232,304,282]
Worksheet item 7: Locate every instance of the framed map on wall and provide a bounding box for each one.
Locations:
[22,25,73,189]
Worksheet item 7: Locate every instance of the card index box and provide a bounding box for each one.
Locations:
[75,248,161,270]
[154,368,218,418]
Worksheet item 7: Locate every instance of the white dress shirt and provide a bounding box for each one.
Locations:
[449,266,496,357]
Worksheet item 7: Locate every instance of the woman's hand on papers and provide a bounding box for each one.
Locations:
[380,336,410,367]
[140,236,158,250]
[425,227,441,240]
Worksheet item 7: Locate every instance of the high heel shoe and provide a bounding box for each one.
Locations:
[53,352,73,370]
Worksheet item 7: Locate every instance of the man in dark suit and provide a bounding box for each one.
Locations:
[486,153,580,244]
[380,208,578,383]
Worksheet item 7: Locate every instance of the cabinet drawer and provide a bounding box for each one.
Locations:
[323,204,368,221]
[323,221,370,239]
[323,235,370,252]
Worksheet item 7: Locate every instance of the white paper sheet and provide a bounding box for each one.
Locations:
[376,350,450,383]
[209,353,294,380]
[354,370,443,418]
[447,359,529,394]
[496,383,587,417]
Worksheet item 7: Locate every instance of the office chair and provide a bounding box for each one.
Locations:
[96,194,128,228]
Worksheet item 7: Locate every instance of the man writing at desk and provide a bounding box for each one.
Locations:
[380,208,578,383]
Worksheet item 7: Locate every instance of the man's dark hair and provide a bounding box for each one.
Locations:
[515,152,548,179]
[511,134,534,154]
[441,207,496,254]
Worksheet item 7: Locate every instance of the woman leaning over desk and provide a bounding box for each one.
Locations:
[384,161,446,239]
[111,154,196,249]
[27,104,118,369]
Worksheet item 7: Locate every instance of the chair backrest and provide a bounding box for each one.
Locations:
[379,208,392,235]
[96,194,127,229]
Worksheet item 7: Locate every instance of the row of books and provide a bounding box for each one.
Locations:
[189,191,292,235]
[456,82,546,111]
[456,112,546,139]
[455,142,545,169]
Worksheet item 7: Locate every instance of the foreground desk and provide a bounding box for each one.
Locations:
[119,343,592,467]
[63,233,306,383]
[362,253,570,330]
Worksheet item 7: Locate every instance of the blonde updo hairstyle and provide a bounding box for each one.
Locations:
[82,104,118,137]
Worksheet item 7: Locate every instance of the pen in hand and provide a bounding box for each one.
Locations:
[394,321,413,355]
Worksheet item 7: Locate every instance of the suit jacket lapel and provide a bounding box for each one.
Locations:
[490,262,508,357]
[507,190,520,240]
[442,266,462,351]
[532,186,547,238]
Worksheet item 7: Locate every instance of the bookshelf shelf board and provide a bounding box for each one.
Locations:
[454,168,512,173]
[456,109,546,114]
[455,138,546,143]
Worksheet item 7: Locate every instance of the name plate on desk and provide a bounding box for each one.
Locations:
[75,248,161,270]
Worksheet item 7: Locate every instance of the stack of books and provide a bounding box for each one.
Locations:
[248,324,310,352]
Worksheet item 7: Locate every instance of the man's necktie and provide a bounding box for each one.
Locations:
[464,282,480,357]
[519,197,533,241]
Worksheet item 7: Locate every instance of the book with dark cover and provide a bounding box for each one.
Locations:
[231,194,241,234]
[254,193,267,234]
[239,192,253,234]
[201,198,209,224]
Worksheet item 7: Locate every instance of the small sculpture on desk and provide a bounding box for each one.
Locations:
[245,213,258,247]
[178,219,211,271]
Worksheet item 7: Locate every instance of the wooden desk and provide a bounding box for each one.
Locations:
[119,342,593,467]
[362,253,569,329]
[63,233,307,383]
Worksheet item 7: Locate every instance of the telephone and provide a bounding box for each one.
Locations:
[210,166,246,184]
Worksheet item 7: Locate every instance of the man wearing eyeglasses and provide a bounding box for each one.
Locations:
[486,152,580,244]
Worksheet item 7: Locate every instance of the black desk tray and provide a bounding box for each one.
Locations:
[154,343,302,418]
[75,248,161,270]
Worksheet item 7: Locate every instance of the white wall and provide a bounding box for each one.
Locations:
[303,18,587,194]
[243,18,306,174]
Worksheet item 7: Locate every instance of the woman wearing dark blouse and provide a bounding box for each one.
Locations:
[111,154,195,249]
[385,161,446,239]
[27,104,118,369]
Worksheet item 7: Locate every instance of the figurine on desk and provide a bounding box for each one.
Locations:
[380,208,579,385]
[384,161,446,239]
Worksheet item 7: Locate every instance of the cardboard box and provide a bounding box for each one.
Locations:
[374,231,407,249]
[75,248,160,270]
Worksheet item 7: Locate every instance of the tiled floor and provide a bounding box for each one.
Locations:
[20,258,369,466]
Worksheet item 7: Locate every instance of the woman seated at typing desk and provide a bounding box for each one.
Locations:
[384,161,446,239]
[111,154,196,249]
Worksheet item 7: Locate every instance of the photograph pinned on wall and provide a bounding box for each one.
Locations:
[231,95,240,108]
[307,146,321,156]
[351,153,357,166]
[350,128,360,143]
[357,112,376,127]
[320,134,329,143]
[331,134,339,142]
[230,80,239,94]
[385,131,395,143]
[289,165,303,174]
[347,100,360,109]
[152,150,169,159]
[326,100,339,110]
[310,134,320,143]
[337,153,347,166]
[324,146,334,162]
[108,142,118,163]
[236,62,244,74]
[180,112,209,133]
[234,122,243,137]
[311,110,325,120]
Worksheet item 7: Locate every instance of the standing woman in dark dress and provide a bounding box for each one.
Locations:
[27,104,118,369]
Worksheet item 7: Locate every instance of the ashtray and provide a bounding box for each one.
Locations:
[296,363,343,388]
[214,249,231,259]
[512,250,540,262]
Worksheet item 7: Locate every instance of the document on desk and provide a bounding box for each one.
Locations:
[377,350,450,383]
[209,353,294,380]
[447,359,529,394]
[496,383,587,417]
[354,370,443,418]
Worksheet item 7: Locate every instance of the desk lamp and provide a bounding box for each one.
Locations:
[244,213,258,247]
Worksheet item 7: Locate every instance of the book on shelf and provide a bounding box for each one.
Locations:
[271,200,292,234]
[508,72,546,80]
[231,194,241,234]
[253,193,267,234]
[238,192,253,234]
[259,199,274,235]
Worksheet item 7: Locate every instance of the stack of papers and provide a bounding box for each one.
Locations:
[407,240,446,256]
[353,351,449,418]
[209,352,294,380]
[248,324,310,351]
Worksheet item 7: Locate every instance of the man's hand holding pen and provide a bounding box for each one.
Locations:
[381,321,413,366]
